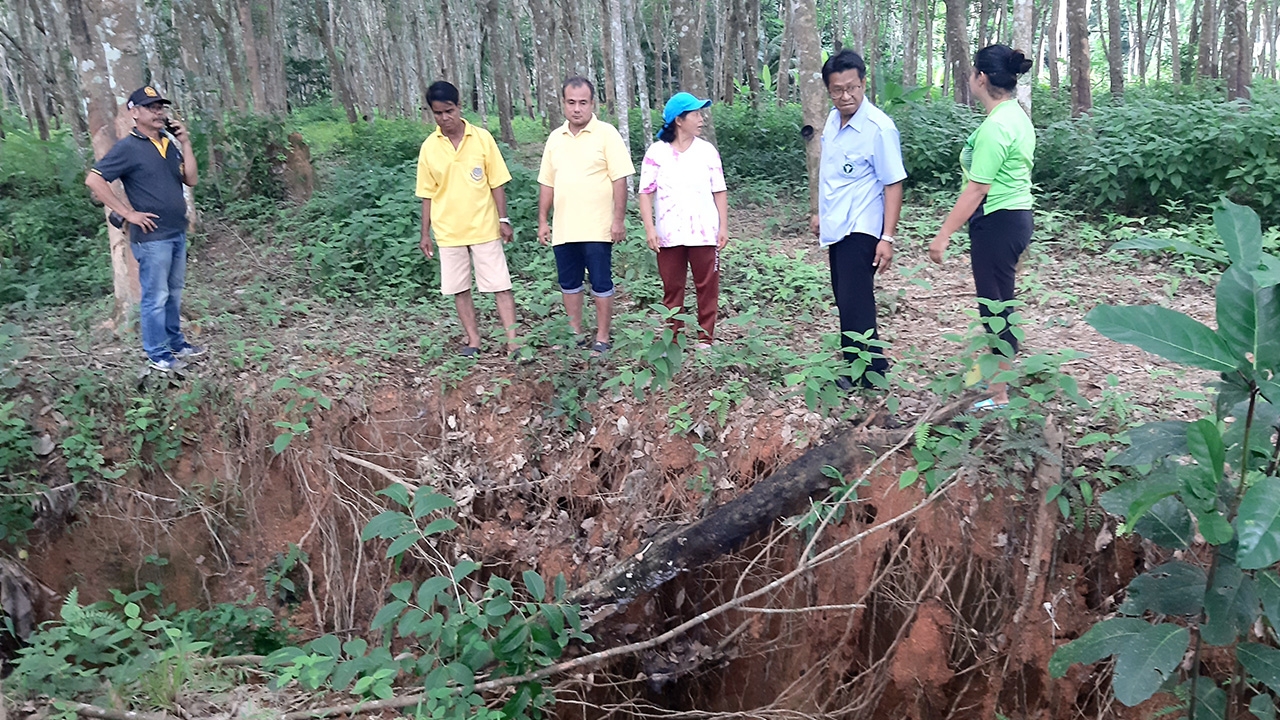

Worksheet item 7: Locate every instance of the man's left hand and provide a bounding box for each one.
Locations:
[873,240,893,273]
[499,222,514,243]
[611,219,626,243]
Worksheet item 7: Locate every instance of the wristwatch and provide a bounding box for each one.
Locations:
[879,234,895,244]
[499,217,511,225]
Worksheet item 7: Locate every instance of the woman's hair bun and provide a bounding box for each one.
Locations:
[1007,50,1033,76]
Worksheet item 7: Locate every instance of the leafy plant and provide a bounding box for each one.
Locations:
[1051,200,1280,711]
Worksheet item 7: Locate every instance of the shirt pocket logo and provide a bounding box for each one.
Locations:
[470,166,484,182]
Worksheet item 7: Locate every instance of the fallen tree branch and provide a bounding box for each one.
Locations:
[570,394,975,608]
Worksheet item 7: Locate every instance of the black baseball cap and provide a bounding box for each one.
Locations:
[127,86,171,109]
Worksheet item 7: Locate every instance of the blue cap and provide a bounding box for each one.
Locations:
[657,92,712,138]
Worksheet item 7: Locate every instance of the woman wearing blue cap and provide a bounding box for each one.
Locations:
[638,92,729,346]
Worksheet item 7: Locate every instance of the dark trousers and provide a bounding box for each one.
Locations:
[657,246,719,342]
[829,233,890,373]
[969,208,1033,356]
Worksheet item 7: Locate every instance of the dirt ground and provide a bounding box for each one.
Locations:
[12,194,1221,719]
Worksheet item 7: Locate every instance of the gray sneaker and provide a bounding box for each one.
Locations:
[148,357,189,373]
[174,344,206,359]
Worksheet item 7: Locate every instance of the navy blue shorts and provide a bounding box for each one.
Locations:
[553,242,614,297]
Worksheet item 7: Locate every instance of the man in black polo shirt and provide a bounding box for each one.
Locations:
[86,85,202,372]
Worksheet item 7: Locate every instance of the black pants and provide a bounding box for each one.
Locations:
[969,208,1033,357]
[829,233,890,374]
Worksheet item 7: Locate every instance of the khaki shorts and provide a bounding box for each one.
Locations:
[439,240,513,296]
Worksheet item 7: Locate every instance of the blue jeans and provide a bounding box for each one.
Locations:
[131,234,188,363]
[552,242,614,297]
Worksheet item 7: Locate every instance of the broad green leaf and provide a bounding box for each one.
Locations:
[385,532,420,558]
[1118,562,1206,616]
[272,432,294,455]
[523,570,546,602]
[1086,305,1239,373]
[370,600,407,630]
[1254,253,1280,289]
[1184,676,1228,720]
[1259,571,1280,625]
[342,637,368,658]
[1202,561,1259,646]
[1251,693,1278,720]
[412,488,456,520]
[1186,419,1226,482]
[1111,423,1189,467]
[360,511,413,541]
[1215,199,1263,270]
[452,560,481,582]
[1195,506,1236,545]
[376,483,412,508]
[1237,477,1280,569]
[389,580,414,602]
[1132,497,1195,549]
[1241,643,1280,697]
[1217,265,1280,370]
[416,577,452,608]
[1100,462,1182,516]
[1110,236,1228,264]
[421,517,459,537]
[1048,618,1189,706]
[310,634,342,657]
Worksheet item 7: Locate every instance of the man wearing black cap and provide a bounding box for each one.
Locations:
[86,86,202,373]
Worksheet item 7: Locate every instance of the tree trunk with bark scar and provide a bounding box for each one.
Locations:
[790,0,822,216]
[67,0,143,328]
[944,0,972,104]
[1222,0,1251,97]
[236,0,268,113]
[1014,0,1033,112]
[1068,0,1092,114]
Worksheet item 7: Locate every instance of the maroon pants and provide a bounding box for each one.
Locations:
[657,245,720,342]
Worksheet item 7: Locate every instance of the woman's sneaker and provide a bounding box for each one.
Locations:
[174,344,206,360]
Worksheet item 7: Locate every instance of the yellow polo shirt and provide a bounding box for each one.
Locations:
[537,115,635,245]
[415,121,512,247]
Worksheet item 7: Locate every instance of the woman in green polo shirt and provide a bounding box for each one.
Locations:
[928,44,1035,409]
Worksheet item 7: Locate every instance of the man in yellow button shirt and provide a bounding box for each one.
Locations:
[416,81,518,357]
[537,77,635,353]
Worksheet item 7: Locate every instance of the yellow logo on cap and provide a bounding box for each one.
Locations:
[144,87,158,97]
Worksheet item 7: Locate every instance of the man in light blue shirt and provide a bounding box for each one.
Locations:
[809,50,907,389]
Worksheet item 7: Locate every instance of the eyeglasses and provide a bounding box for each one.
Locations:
[828,85,864,99]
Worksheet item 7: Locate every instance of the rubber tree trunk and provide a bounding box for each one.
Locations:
[1068,0,1092,115]
[1170,0,1182,82]
[1048,0,1063,92]
[944,0,972,104]
[789,0,822,216]
[609,0,632,156]
[66,0,142,329]
[624,0,654,145]
[1221,0,1251,97]
[1198,0,1217,78]
[483,0,517,145]
[672,0,714,143]
[1014,0,1034,113]
[904,0,921,86]
[1106,0,1125,98]
[314,0,358,123]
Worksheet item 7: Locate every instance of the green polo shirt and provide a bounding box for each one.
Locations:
[960,99,1035,213]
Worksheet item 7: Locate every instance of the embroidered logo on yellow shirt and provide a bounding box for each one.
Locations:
[470,167,483,182]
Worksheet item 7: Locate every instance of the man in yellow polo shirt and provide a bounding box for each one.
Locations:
[417,80,518,357]
[537,77,635,354]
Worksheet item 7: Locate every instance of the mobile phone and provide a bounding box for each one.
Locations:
[108,212,126,229]
[164,118,179,134]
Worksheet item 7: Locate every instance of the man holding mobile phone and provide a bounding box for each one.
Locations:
[85,86,202,373]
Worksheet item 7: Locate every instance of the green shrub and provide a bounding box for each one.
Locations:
[1036,98,1280,220]
[332,118,428,167]
[190,112,290,206]
[891,100,981,187]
